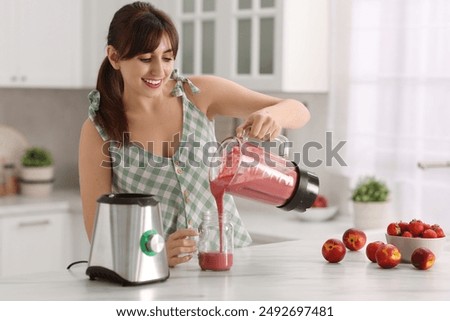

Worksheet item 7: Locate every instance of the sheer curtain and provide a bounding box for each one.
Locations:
[329,0,450,228]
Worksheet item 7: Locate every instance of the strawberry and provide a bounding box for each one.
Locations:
[402,231,413,237]
[312,195,328,208]
[398,221,409,233]
[387,220,445,238]
[422,229,438,238]
[431,224,446,238]
[387,223,401,236]
[409,219,425,237]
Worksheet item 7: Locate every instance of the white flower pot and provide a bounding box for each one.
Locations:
[20,166,54,197]
[352,201,392,230]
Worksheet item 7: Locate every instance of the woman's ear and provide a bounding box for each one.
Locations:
[107,45,120,70]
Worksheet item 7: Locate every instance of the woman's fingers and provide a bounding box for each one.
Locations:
[166,228,199,267]
[167,228,198,241]
[167,238,197,256]
[237,111,281,140]
[168,254,192,267]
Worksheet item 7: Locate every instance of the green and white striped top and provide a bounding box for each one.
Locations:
[87,70,252,247]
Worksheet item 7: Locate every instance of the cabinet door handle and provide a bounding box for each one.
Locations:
[418,161,450,170]
[18,220,51,228]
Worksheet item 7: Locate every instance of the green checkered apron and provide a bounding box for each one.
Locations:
[87,70,252,247]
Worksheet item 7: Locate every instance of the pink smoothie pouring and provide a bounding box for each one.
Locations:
[207,144,298,270]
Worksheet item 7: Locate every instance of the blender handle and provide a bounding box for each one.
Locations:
[241,128,290,158]
[274,135,290,159]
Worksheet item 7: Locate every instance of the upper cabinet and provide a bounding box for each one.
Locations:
[167,0,221,75]
[166,0,329,93]
[0,0,130,89]
[0,0,81,88]
[78,0,133,88]
[0,0,328,91]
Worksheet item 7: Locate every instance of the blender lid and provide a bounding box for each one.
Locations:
[97,193,159,206]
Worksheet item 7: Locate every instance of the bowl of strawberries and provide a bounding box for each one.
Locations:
[385,219,446,263]
[297,195,338,222]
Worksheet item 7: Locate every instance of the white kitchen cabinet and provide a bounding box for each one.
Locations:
[79,0,134,87]
[0,205,70,277]
[166,0,222,75]
[69,202,91,261]
[0,0,15,85]
[0,0,327,90]
[0,0,133,89]
[232,0,329,92]
[166,0,329,92]
[0,0,81,88]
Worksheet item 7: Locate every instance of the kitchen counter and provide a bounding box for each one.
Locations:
[235,198,352,242]
[1,230,449,301]
[1,195,450,301]
[0,189,82,217]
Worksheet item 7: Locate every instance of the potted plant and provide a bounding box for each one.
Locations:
[351,176,391,230]
[20,147,54,196]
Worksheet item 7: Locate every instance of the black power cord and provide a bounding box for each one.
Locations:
[66,260,88,270]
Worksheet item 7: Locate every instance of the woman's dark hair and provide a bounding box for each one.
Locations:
[95,1,178,143]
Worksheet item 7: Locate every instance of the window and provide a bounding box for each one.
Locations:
[330,0,450,226]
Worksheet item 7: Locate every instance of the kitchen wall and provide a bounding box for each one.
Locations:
[272,91,346,213]
[0,88,89,189]
[0,88,335,204]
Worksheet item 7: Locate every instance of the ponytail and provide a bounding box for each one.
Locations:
[94,57,129,144]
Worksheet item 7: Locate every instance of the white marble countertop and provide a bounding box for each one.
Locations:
[1,225,449,300]
[1,194,450,301]
[235,198,352,242]
[0,190,81,217]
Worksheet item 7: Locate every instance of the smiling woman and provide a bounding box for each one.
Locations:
[94,3,179,144]
[78,1,310,268]
[107,36,175,99]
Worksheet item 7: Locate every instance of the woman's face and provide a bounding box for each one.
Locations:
[115,35,175,100]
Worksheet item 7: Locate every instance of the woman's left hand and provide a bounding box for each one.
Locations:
[166,228,199,267]
[236,110,282,141]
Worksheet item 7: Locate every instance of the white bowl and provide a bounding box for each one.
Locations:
[295,206,338,222]
[385,234,447,263]
[20,182,53,197]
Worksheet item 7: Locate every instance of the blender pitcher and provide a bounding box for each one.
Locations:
[210,133,319,212]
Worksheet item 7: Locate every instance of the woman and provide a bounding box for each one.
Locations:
[78,1,310,267]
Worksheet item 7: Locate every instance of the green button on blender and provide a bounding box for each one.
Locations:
[140,230,165,256]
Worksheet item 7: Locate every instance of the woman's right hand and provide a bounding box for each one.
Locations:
[166,228,199,267]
